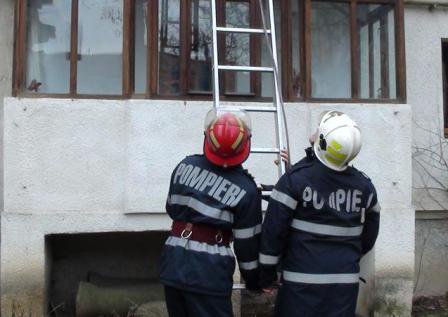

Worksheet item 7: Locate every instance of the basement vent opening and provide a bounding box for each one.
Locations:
[46,231,169,317]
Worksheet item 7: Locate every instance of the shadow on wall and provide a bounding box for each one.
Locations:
[45,231,169,317]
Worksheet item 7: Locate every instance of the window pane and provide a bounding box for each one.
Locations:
[77,0,123,95]
[291,0,302,97]
[358,4,396,99]
[443,41,448,133]
[135,0,148,94]
[261,0,282,98]
[226,1,250,28]
[189,0,212,92]
[311,2,350,98]
[26,0,71,94]
[388,10,396,99]
[224,1,250,95]
[159,0,181,95]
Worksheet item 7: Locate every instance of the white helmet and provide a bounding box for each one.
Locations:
[313,111,362,171]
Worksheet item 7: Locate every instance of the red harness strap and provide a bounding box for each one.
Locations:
[171,221,232,246]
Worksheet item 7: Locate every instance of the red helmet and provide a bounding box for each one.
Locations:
[204,109,252,167]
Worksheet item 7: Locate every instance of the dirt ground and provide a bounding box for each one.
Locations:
[241,290,276,317]
[242,292,448,317]
[412,295,448,317]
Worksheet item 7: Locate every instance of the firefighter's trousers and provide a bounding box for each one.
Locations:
[274,283,359,317]
[164,285,233,317]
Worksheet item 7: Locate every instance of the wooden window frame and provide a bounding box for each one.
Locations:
[12,0,406,103]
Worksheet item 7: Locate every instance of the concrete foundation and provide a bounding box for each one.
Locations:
[414,211,448,298]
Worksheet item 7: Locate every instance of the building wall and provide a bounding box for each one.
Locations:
[0,0,14,313]
[414,211,448,297]
[0,0,14,210]
[1,98,414,316]
[406,5,448,211]
[406,5,448,297]
[0,0,417,314]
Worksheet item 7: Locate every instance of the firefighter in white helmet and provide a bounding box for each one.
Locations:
[313,110,362,171]
[259,110,380,316]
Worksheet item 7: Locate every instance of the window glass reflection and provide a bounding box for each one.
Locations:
[135,0,148,94]
[77,0,123,95]
[311,2,351,98]
[358,4,396,99]
[189,0,212,92]
[224,1,250,95]
[26,0,71,94]
[159,0,181,95]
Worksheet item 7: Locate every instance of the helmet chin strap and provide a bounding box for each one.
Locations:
[319,134,327,151]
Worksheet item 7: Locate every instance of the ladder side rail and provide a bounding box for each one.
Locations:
[211,0,220,108]
[260,0,287,175]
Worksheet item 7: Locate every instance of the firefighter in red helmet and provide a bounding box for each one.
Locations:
[204,111,251,167]
[160,108,262,317]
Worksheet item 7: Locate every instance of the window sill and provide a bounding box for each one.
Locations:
[13,92,405,104]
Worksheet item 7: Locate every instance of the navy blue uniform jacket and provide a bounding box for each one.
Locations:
[160,155,262,296]
[260,150,380,315]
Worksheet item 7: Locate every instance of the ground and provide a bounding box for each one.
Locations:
[241,290,276,316]
[413,295,448,317]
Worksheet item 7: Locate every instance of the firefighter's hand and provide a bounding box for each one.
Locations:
[262,287,276,295]
[274,149,289,166]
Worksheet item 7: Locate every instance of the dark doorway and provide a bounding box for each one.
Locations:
[442,40,448,136]
[46,231,169,317]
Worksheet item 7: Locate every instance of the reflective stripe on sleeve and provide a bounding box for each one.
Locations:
[233,224,262,239]
[371,202,381,213]
[291,219,363,237]
[283,271,359,284]
[270,189,298,210]
[168,194,234,223]
[165,236,234,257]
[259,253,280,265]
[239,260,258,270]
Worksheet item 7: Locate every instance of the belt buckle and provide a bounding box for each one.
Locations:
[215,231,223,244]
[181,223,193,239]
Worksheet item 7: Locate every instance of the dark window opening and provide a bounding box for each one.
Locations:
[442,40,448,137]
[46,231,169,317]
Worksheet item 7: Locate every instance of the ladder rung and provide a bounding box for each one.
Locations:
[251,148,280,154]
[240,106,277,112]
[216,27,271,34]
[218,65,274,72]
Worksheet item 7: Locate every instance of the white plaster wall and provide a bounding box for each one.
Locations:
[0,0,14,211]
[405,6,448,300]
[414,212,448,297]
[406,6,448,211]
[2,98,413,316]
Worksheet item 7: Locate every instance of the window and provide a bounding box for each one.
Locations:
[358,4,396,99]
[13,0,406,102]
[311,2,351,98]
[443,40,448,136]
[77,0,124,95]
[25,0,71,94]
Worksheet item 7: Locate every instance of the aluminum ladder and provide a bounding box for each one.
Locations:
[210,0,288,176]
